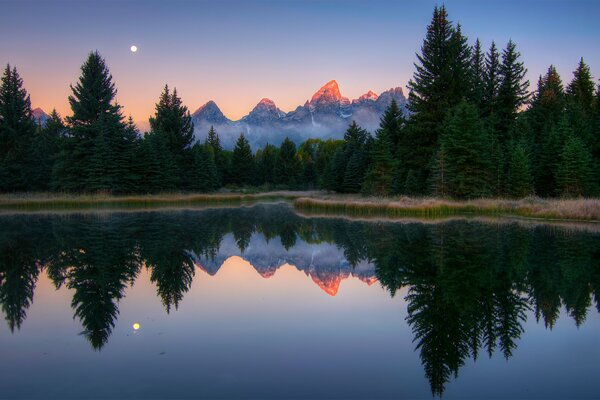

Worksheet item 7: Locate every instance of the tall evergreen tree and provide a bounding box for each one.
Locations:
[135,132,178,192]
[402,6,469,193]
[362,126,396,196]
[378,99,404,154]
[506,142,533,198]
[439,102,493,198]
[205,126,225,186]
[341,121,369,193]
[149,85,194,157]
[189,143,219,192]
[566,58,595,117]
[0,65,36,191]
[482,41,501,119]
[556,135,594,197]
[31,109,64,190]
[497,40,529,144]
[274,137,301,187]
[54,52,135,192]
[256,143,278,185]
[470,38,486,110]
[231,133,255,185]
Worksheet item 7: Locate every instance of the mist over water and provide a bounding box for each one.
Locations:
[0,204,599,398]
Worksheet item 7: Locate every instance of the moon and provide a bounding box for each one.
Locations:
[133,322,140,330]
[130,45,138,53]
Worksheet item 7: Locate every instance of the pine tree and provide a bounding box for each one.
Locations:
[556,135,593,197]
[362,127,396,196]
[440,101,493,198]
[231,133,255,185]
[566,58,595,117]
[0,65,36,191]
[341,121,369,193]
[482,41,501,119]
[470,38,486,110]
[402,6,469,194]
[256,143,278,185]
[274,137,301,187]
[149,85,194,157]
[497,40,529,144]
[136,132,178,192]
[31,109,64,190]
[189,143,219,192]
[53,51,134,192]
[205,126,225,186]
[378,99,404,154]
[507,142,533,198]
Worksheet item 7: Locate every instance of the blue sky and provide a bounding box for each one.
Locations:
[1,0,598,122]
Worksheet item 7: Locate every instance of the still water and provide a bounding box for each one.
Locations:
[0,203,599,399]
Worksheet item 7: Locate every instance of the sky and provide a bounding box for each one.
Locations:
[1,0,599,127]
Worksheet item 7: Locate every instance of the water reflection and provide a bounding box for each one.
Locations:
[0,204,598,396]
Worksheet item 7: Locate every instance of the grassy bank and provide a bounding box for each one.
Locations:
[0,191,314,211]
[293,196,600,222]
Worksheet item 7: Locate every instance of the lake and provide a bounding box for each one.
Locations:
[0,203,599,399]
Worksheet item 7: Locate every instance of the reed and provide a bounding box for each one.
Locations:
[293,196,600,222]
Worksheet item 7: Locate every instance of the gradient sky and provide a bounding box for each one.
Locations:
[1,0,599,127]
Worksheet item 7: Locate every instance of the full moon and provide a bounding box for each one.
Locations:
[133,322,140,330]
[130,45,138,53]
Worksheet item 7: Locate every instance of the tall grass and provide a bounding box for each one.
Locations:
[293,196,600,222]
[0,191,312,212]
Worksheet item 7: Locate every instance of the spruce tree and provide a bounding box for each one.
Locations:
[189,143,219,192]
[507,142,533,198]
[136,132,178,192]
[341,121,369,193]
[362,127,396,196]
[274,137,301,187]
[440,101,493,198]
[402,6,468,193]
[497,40,529,144]
[256,143,277,185]
[149,85,194,157]
[205,126,225,186]
[482,41,501,119]
[231,133,255,185]
[566,58,595,117]
[0,65,36,191]
[54,51,134,192]
[31,109,64,190]
[378,99,404,154]
[470,38,486,110]
[556,135,593,197]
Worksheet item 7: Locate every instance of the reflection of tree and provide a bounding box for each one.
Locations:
[0,204,599,386]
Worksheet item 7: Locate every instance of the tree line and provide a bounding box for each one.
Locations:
[0,6,598,197]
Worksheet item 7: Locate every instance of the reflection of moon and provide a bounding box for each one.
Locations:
[133,323,140,330]
[130,45,138,53]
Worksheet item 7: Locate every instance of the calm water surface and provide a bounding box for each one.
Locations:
[0,204,599,399]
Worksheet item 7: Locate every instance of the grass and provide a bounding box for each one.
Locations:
[1,191,598,222]
[293,195,600,222]
[0,191,314,211]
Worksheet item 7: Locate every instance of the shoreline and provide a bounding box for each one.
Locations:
[0,192,598,222]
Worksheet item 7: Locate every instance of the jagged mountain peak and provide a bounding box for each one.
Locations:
[310,80,344,103]
[358,90,379,101]
[192,100,229,124]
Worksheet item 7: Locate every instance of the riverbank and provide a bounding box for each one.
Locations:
[293,195,600,222]
[1,192,598,222]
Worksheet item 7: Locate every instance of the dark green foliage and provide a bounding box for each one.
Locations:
[363,119,397,196]
[231,133,255,185]
[556,135,594,197]
[341,121,369,193]
[53,52,136,193]
[438,102,493,198]
[507,142,533,198]
[470,39,485,109]
[149,84,194,157]
[378,99,404,154]
[135,132,178,192]
[274,137,302,186]
[30,110,64,190]
[256,143,278,185]
[402,6,472,194]
[189,143,219,192]
[497,40,529,143]
[0,65,36,191]
[483,41,501,118]
[205,126,225,185]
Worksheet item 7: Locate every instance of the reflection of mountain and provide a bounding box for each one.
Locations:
[0,205,599,395]
[189,233,376,296]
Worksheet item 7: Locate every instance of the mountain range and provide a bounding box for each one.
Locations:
[191,80,407,149]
